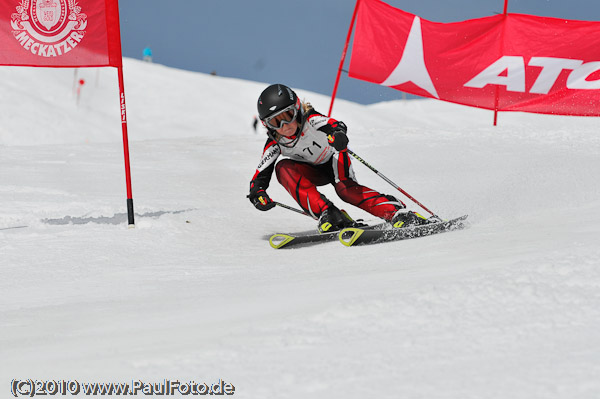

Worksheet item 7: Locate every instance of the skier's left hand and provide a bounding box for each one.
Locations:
[328,129,349,151]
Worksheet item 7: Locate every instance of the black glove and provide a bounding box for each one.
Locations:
[248,188,276,211]
[328,130,349,151]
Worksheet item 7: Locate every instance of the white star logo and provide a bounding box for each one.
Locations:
[380,16,439,99]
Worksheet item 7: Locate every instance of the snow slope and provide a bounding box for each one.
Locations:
[1,59,600,399]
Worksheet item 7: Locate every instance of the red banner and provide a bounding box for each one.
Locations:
[0,0,122,67]
[349,0,600,116]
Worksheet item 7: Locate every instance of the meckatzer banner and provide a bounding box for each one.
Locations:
[349,0,600,116]
[0,0,123,67]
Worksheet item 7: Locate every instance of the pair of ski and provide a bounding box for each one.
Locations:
[269,215,468,249]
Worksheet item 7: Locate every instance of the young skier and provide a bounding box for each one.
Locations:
[248,83,429,233]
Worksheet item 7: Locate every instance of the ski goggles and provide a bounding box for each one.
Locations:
[263,104,298,130]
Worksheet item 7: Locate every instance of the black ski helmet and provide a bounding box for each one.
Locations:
[257,84,304,129]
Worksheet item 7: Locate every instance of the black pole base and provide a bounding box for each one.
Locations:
[127,198,135,227]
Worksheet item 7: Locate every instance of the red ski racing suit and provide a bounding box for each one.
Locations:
[249,108,403,220]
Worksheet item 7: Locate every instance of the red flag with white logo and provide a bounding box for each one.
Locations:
[0,0,135,226]
[349,0,600,116]
[0,0,122,67]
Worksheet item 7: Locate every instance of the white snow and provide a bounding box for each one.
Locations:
[1,59,599,398]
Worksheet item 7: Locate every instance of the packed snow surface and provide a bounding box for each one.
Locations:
[1,59,599,398]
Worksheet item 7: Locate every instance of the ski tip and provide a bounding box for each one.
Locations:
[338,227,365,247]
[269,234,295,249]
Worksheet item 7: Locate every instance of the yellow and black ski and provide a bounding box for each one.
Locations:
[338,215,468,247]
[269,222,388,249]
[269,229,339,249]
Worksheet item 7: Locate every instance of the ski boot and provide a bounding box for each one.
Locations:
[390,209,430,229]
[318,204,356,233]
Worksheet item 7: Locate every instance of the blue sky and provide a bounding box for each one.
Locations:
[118,0,599,105]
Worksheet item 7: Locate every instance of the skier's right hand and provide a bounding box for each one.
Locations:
[248,188,276,211]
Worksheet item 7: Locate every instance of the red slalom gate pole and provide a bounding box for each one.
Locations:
[494,0,509,126]
[328,0,361,117]
[117,65,135,227]
[108,0,135,228]
[493,87,499,126]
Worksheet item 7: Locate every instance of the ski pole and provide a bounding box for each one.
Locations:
[275,201,317,219]
[347,149,439,218]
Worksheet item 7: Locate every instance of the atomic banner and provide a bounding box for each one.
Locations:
[0,0,122,67]
[348,0,600,116]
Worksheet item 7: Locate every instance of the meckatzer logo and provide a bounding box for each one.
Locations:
[11,0,87,57]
